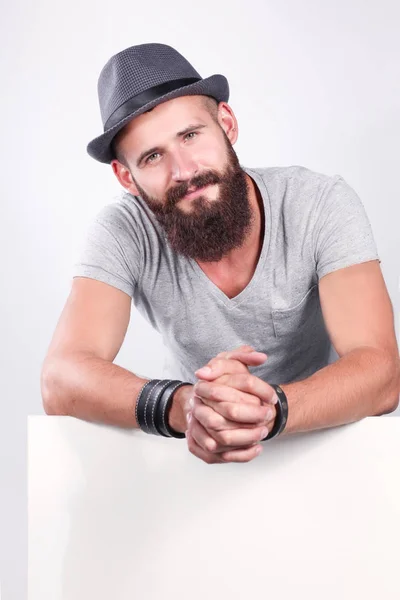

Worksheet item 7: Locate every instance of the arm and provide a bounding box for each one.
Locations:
[279,260,400,436]
[41,276,193,430]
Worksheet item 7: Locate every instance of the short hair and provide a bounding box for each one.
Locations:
[111,95,220,168]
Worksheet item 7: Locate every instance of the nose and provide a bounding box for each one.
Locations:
[169,149,199,183]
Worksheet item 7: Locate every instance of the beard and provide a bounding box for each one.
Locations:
[133,133,254,262]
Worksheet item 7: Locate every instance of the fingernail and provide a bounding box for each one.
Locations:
[265,409,273,420]
[188,397,194,409]
[195,366,212,376]
[260,428,269,439]
[255,445,263,455]
[271,394,278,405]
[186,412,192,424]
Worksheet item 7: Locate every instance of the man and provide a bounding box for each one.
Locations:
[41,43,400,465]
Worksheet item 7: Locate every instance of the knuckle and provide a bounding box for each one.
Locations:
[194,397,204,410]
[203,414,213,428]
[230,404,241,421]
[210,385,222,400]
[220,430,233,446]
[205,438,217,452]
[246,375,255,391]
[254,428,263,442]
[238,392,249,404]
[262,406,271,420]
[208,384,217,397]
[207,415,221,430]
[235,373,248,389]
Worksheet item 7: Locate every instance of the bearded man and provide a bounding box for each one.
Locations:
[41,43,400,465]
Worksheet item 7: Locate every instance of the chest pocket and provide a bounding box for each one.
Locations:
[272,284,322,338]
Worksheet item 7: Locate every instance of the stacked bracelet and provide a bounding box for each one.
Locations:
[135,379,192,438]
[262,384,289,441]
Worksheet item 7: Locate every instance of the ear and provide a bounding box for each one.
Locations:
[111,160,139,195]
[217,102,238,144]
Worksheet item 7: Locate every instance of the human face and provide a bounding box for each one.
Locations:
[114,96,253,262]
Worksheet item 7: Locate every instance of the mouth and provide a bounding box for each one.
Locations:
[184,184,211,199]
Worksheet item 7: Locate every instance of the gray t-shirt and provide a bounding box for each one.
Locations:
[73,165,380,385]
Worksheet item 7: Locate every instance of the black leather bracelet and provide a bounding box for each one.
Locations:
[154,383,174,437]
[145,379,172,435]
[135,378,191,438]
[136,379,160,434]
[262,384,289,441]
[162,381,191,439]
[154,380,181,437]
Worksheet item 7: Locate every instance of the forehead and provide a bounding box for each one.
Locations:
[122,95,210,145]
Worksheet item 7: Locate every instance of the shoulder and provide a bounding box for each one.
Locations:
[244,164,338,194]
[89,191,164,244]
[244,165,343,219]
[93,192,146,230]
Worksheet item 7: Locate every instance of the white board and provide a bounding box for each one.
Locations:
[28,416,400,599]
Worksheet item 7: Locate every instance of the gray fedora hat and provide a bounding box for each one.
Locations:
[87,43,230,164]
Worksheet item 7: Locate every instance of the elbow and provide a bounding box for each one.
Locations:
[40,360,68,416]
[375,352,400,415]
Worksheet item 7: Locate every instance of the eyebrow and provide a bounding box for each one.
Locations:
[136,123,207,167]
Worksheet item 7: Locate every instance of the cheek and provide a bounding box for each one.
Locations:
[137,172,169,199]
[195,141,228,169]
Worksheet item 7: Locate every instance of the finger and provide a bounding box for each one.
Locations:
[195,395,272,425]
[211,423,269,449]
[186,428,262,464]
[216,345,255,358]
[223,351,268,364]
[185,428,225,464]
[190,415,260,453]
[191,404,268,448]
[219,444,263,463]
[190,415,220,453]
[195,353,268,380]
[194,397,276,429]
[194,376,278,406]
[196,385,261,406]
[193,401,259,431]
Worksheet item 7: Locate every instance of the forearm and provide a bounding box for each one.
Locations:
[279,347,400,436]
[41,352,150,427]
[41,352,193,431]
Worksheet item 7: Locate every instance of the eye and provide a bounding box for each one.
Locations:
[145,152,160,164]
[185,131,198,140]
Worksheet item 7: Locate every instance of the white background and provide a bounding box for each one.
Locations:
[1,0,399,597]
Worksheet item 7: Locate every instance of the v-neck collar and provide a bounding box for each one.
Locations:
[187,166,271,309]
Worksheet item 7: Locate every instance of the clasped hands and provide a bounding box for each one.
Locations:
[185,345,278,464]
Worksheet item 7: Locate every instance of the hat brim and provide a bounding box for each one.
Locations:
[87,74,229,164]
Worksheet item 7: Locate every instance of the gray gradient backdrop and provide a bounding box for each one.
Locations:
[1,1,399,598]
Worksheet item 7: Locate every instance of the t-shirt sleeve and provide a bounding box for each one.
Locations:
[313,175,380,280]
[72,205,141,298]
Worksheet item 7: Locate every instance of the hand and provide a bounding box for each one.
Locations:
[186,346,277,464]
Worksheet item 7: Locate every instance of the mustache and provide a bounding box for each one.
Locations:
[166,170,222,205]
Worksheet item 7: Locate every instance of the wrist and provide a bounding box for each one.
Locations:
[168,384,194,434]
[262,383,289,441]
